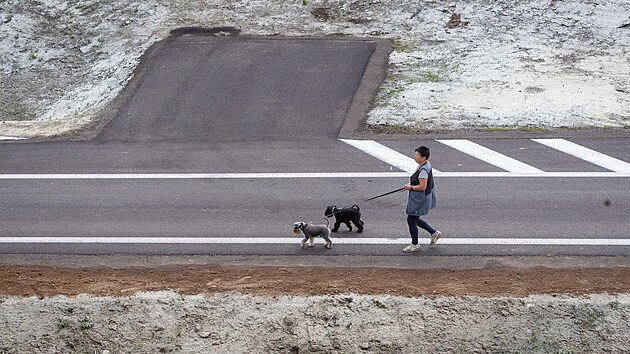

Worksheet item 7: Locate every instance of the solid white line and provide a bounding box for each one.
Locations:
[435,172,630,177]
[0,172,408,179]
[1,237,629,245]
[1,172,629,179]
[0,136,28,141]
[437,139,544,173]
[532,138,630,173]
[340,139,420,173]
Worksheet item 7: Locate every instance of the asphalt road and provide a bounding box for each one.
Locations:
[1,34,629,258]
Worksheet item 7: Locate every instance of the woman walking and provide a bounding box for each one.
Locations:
[402,146,442,253]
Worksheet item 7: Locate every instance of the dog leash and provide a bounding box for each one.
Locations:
[363,187,405,201]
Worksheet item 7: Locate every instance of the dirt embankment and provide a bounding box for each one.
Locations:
[1,264,630,353]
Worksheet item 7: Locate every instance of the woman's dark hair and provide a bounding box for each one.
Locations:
[415,146,430,159]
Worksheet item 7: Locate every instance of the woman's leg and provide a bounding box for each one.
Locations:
[407,215,419,245]
[416,217,436,235]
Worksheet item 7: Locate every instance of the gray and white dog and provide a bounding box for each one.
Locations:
[293,221,332,249]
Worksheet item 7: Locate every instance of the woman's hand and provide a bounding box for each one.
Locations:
[404,183,413,191]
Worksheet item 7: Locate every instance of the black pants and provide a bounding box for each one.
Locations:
[407,215,437,245]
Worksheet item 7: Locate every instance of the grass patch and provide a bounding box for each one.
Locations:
[521,330,580,354]
[485,126,548,132]
[56,318,69,331]
[75,2,99,13]
[383,86,405,99]
[392,40,416,52]
[570,304,604,329]
[366,123,430,134]
[421,70,440,82]
[80,315,93,333]
[398,71,440,84]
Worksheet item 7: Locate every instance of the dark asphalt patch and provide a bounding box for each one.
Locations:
[96,35,385,142]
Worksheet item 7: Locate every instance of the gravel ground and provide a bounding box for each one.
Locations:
[2,291,629,353]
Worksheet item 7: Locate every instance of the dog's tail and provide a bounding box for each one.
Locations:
[322,217,330,228]
[351,205,360,211]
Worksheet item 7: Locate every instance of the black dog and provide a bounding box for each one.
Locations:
[325,205,364,233]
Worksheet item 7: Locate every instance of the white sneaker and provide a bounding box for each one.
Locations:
[430,231,443,245]
[403,244,422,253]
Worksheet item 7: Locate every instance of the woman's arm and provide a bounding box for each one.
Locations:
[405,178,428,191]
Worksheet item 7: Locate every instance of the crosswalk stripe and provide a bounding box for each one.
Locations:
[2,140,628,179]
[532,138,630,173]
[339,139,421,173]
[1,237,629,246]
[437,139,544,173]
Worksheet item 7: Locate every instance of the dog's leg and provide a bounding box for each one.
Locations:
[300,236,308,248]
[332,220,341,233]
[308,236,315,247]
[344,221,353,231]
[323,229,332,249]
[333,219,341,232]
[354,217,364,233]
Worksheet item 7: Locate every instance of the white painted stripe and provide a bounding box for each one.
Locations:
[0,172,408,179]
[435,172,630,178]
[1,172,629,179]
[532,138,630,173]
[0,136,27,141]
[1,237,629,246]
[340,139,420,173]
[437,139,544,173]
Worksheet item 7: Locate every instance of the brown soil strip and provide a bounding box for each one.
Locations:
[2,265,629,297]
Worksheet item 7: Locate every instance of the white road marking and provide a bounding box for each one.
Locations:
[0,136,27,141]
[1,171,630,179]
[2,140,629,180]
[339,138,421,173]
[437,139,544,173]
[0,172,408,179]
[1,237,629,246]
[435,172,630,177]
[532,138,630,173]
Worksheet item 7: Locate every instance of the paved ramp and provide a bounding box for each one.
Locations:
[96,35,379,142]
